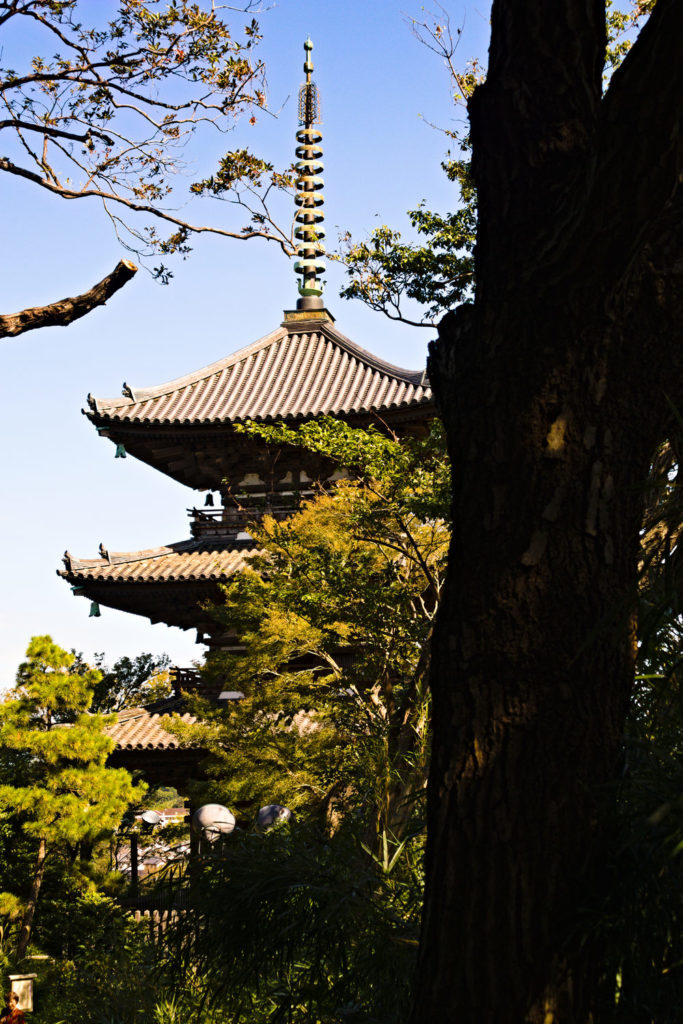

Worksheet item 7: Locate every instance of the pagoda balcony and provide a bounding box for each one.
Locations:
[169,666,244,703]
[188,504,297,541]
[169,666,203,696]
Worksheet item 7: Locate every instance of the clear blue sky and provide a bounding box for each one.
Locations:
[0,1,492,688]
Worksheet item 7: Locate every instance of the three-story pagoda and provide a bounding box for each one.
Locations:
[58,40,435,651]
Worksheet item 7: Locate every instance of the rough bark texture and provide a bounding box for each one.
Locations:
[0,259,137,338]
[411,2,683,1022]
[15,837,47,962]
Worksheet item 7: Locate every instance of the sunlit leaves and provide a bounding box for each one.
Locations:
[191,148,274,193]
[0,1,295,267]
[338,196,475,326]
[174,421,449,838]
[605,0,657,75]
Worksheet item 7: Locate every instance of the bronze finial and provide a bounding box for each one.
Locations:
[294,38,325,311]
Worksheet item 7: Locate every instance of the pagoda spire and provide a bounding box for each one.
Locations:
[294,38,325,312]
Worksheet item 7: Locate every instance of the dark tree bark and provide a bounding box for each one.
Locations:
[411,2,683,1022]
[0,259,137,339]
[15,837,47,962]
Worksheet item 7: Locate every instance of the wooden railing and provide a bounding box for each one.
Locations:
[169,666,202,694]
[188,504,297,538]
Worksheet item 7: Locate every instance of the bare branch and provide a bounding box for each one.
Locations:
[0,1,26,30]
[1,69,254,116]
[0,260,138,339]
[0,2,293,298]
[0,118,114,145]
[0,156,295,255]
[404,3,470,103]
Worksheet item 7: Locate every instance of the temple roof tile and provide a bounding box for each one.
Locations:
[107,705,198,750]
[60,539,253,583]
[86,319,432,428]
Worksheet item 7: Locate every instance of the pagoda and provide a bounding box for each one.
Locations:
[58,39,435,653]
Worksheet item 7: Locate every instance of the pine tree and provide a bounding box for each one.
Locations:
[0,636,145,962]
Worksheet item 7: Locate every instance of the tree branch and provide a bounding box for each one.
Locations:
[0,118,114,145]
[0,259,138,338]
[0,156,295,255]
[470,0,606,300]
[1,69,248,115]
[579,0,683,287]
[0,2,25,30]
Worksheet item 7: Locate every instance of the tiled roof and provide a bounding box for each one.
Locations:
[107,705,198,750]
[60,539,252,583]
[86,318,432,427]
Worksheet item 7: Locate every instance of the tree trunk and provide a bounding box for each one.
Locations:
[410,2,683,1020]
[412,303,659,1023]
[15,838,47,963]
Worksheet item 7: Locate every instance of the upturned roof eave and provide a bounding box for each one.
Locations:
[59,538,258,582]
[87,324,289,417]
[83,316,433,429]
[84,393,436,430]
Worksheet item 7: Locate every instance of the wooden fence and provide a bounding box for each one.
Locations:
[132,908,182,943]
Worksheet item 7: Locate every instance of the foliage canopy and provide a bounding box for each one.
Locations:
[172,419,449,847]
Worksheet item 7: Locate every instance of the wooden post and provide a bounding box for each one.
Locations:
[130,834,139,898]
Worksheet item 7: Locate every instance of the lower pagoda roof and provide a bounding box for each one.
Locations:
[106,701,207,790]
[104,678,244,791]
[58,537,254,637]
[107,684,241,752]
[62,537,249,582]
[107,696,199,752]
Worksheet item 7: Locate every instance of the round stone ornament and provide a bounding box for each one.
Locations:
[256,804,294,831]
[192,803,236,841]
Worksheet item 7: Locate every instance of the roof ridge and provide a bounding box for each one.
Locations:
[63,539,195,571]
[102,539,196,564]
[315,320,429,386]
[86,321,430,418]
[87,325,288,414]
